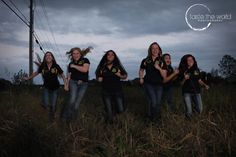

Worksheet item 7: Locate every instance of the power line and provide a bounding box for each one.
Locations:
[33,2,66,67]
[1,0,46,55]
[34,1,57,54]
[33,32,45,53]
[2,0,66,66]
[1,0,29,27]
[33,0,58,55]
[39,0,64,63]
[40,0,58,48]
[34,9,56,52]
[8,0,29,23]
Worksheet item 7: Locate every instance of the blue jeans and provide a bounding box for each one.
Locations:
[162,86,175,111]
[61,80,88,121]
[42,88,58,120]
[183,93,203,117]
[144,83,163,120]
[102,91,124,122]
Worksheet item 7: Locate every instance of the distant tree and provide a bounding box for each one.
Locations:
[11,69,28,85]
[210,68,219,78]
[208,68,225,84]
[218,55,236,79]
[0,78,12,91]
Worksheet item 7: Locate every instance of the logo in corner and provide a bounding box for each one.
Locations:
[185,4,232,31]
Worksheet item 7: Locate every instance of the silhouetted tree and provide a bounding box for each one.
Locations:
[218,55,236,79]
[0,78,12,91]
[11,69,28,85]
[210,68,219,78]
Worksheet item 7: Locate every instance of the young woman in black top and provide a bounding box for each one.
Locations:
[179,54,209,118]
[95,50,127,123]
[24,51,66,121]
[61,47,92,121]
[160,53,179,111]
[139,42,165,121]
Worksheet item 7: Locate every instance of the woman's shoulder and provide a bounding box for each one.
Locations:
[168,65,174,70]
[38,63,45,71]
[68,61,73,64]
[141,57,150,63]
[190,67,200,72]
[54,63,63,69]
[81,57,90,63]
[54,63,61,67]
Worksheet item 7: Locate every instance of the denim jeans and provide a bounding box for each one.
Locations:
[144,83,163,120]
[183,93,203,117]
[61,80,88,121]
[102,91,124,122]
[42,88,58,120]
[162,86,175,111]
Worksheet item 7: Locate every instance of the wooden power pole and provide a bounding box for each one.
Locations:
[29,0,34,84]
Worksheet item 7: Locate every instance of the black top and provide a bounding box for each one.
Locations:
[163,65,174,88]
[38,63,63,90]
[181,67,201,94]
[68,57,90,82]
[140,57,163,85]
[100,65,127,92]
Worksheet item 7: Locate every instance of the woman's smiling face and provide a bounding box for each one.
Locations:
[72,50,81,61]
[151,44,161,57]
[45,53,53,63]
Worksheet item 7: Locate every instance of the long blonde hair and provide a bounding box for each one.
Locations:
[66,47,92,61]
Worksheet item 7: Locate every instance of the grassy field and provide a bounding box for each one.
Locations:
[0,83,235,157]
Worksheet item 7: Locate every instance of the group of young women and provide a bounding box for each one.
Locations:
[25,42,209,123]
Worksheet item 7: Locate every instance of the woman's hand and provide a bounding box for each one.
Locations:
[205,84,210,90]
[23,77,29,81]
[154,63,161,71]
[98,77,103,82]
[115,71,122,78]
[64,80,69,91]
[70,64,76,69]
[184,73,190,80]
[198,79,209,90]
[174,69,179,75]
[64,84,69,91]
[140,78,144,85]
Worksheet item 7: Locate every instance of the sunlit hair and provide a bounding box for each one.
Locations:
[95,50,127,78]
[178,54,199,74]
[66,46,92,61]
[147,42,162,58]
[41,51,57,67]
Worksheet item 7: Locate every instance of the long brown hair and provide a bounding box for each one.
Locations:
[41,51,57,67]
[178,54,199,74]
[162,53,171,69]
[66,47,92,61]
[147,42,162,58]
[95,50,127,78]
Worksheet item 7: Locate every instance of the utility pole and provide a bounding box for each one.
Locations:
[29,0,34,84]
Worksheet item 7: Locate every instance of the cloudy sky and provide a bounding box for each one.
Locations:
[0,0,235,83]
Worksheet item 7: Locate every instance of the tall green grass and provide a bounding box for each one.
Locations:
[0,84,235,157]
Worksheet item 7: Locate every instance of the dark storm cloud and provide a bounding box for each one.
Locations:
[1,0,235,39]
[0,0,236,81]
[35,0,236,35]
[34,0,188,35]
